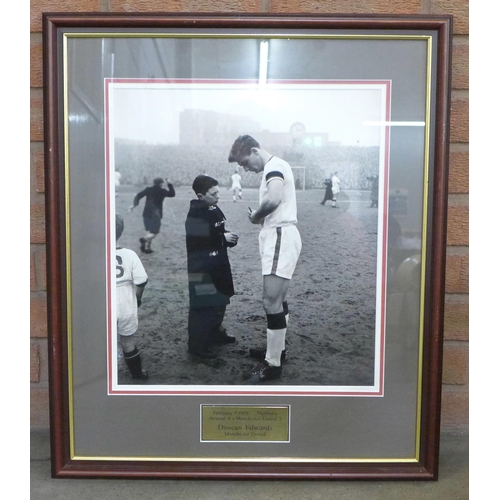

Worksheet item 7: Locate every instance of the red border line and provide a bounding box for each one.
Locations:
[105,79,114,393]
[106,78,392,86]
[378,80,392,395]
[104,78,390,397]
[110,389,383,396]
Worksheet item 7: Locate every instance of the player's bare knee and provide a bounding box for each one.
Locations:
[262,295,283,314]
[119,334,137,352]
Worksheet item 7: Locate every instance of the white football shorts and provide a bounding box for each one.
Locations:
[116,285,138,336]
[259,225,301,279]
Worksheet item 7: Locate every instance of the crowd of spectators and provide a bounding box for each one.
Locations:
[114,140,380,190]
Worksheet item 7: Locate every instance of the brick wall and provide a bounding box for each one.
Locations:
[30,0,469,433]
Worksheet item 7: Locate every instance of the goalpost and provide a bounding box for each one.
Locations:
[291,166,306,191]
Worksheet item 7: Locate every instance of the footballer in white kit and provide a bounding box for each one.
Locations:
[115,214,149,381]
[230,169,243,202]
[228,135,301,383]
[258,156,302,279]
[116,248,148,335]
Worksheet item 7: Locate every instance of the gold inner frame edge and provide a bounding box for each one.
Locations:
[62,31,433,464]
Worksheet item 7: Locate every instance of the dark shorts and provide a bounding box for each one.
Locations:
[143,216,161,234]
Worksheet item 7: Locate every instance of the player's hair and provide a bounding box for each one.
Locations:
[192,175,218,195]
[116,214,124,240]
[228,135,260,162]
[153,177,164,185]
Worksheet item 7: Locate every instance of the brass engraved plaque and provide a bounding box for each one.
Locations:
[201,405,290,442]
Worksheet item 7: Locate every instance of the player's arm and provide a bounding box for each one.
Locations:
[249,178,283,224]
[131,252,148,306]
[135,280,147,307]
[130,188,147,210]
[163,179,176,197]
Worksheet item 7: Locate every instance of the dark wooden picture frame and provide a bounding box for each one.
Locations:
[43,12,452,480]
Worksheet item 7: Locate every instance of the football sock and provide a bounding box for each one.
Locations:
[283,301,289,325]
[282,302,289,350]
[123,347,143,377]
[265,313,287,367]
[266,329,286,367]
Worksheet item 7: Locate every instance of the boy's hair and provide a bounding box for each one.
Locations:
[116,214,125,240]
[228,135,260,162]
[192,175,218,195]
[153,177,164,185]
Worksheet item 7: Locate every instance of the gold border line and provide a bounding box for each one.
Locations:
[64,33,431,41]
[63,32,431,464]
[63,33,77,460]
[414,34,433,462]
[72,455,419,463]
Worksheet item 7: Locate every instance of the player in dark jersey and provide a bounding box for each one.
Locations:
[129,177,175,253]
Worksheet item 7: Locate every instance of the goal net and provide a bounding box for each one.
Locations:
[291,166,306,191]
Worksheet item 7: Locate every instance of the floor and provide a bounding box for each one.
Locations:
[30,429,468,499]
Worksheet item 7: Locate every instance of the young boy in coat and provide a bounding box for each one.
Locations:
[185,175,239,359]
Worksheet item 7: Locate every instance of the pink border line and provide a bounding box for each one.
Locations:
[104,78,391,397]
[105,80,114,392]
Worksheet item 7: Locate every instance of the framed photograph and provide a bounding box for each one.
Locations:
[43,12,452,479]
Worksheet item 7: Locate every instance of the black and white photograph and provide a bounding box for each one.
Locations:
[106,80,390,394]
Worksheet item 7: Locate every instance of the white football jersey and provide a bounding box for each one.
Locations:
[115,247,148,336]
[331,174,341,194]
[260,156,298,229]
[231,173,242,188]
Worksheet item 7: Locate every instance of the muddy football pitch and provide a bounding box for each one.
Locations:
[115,184,378,388]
